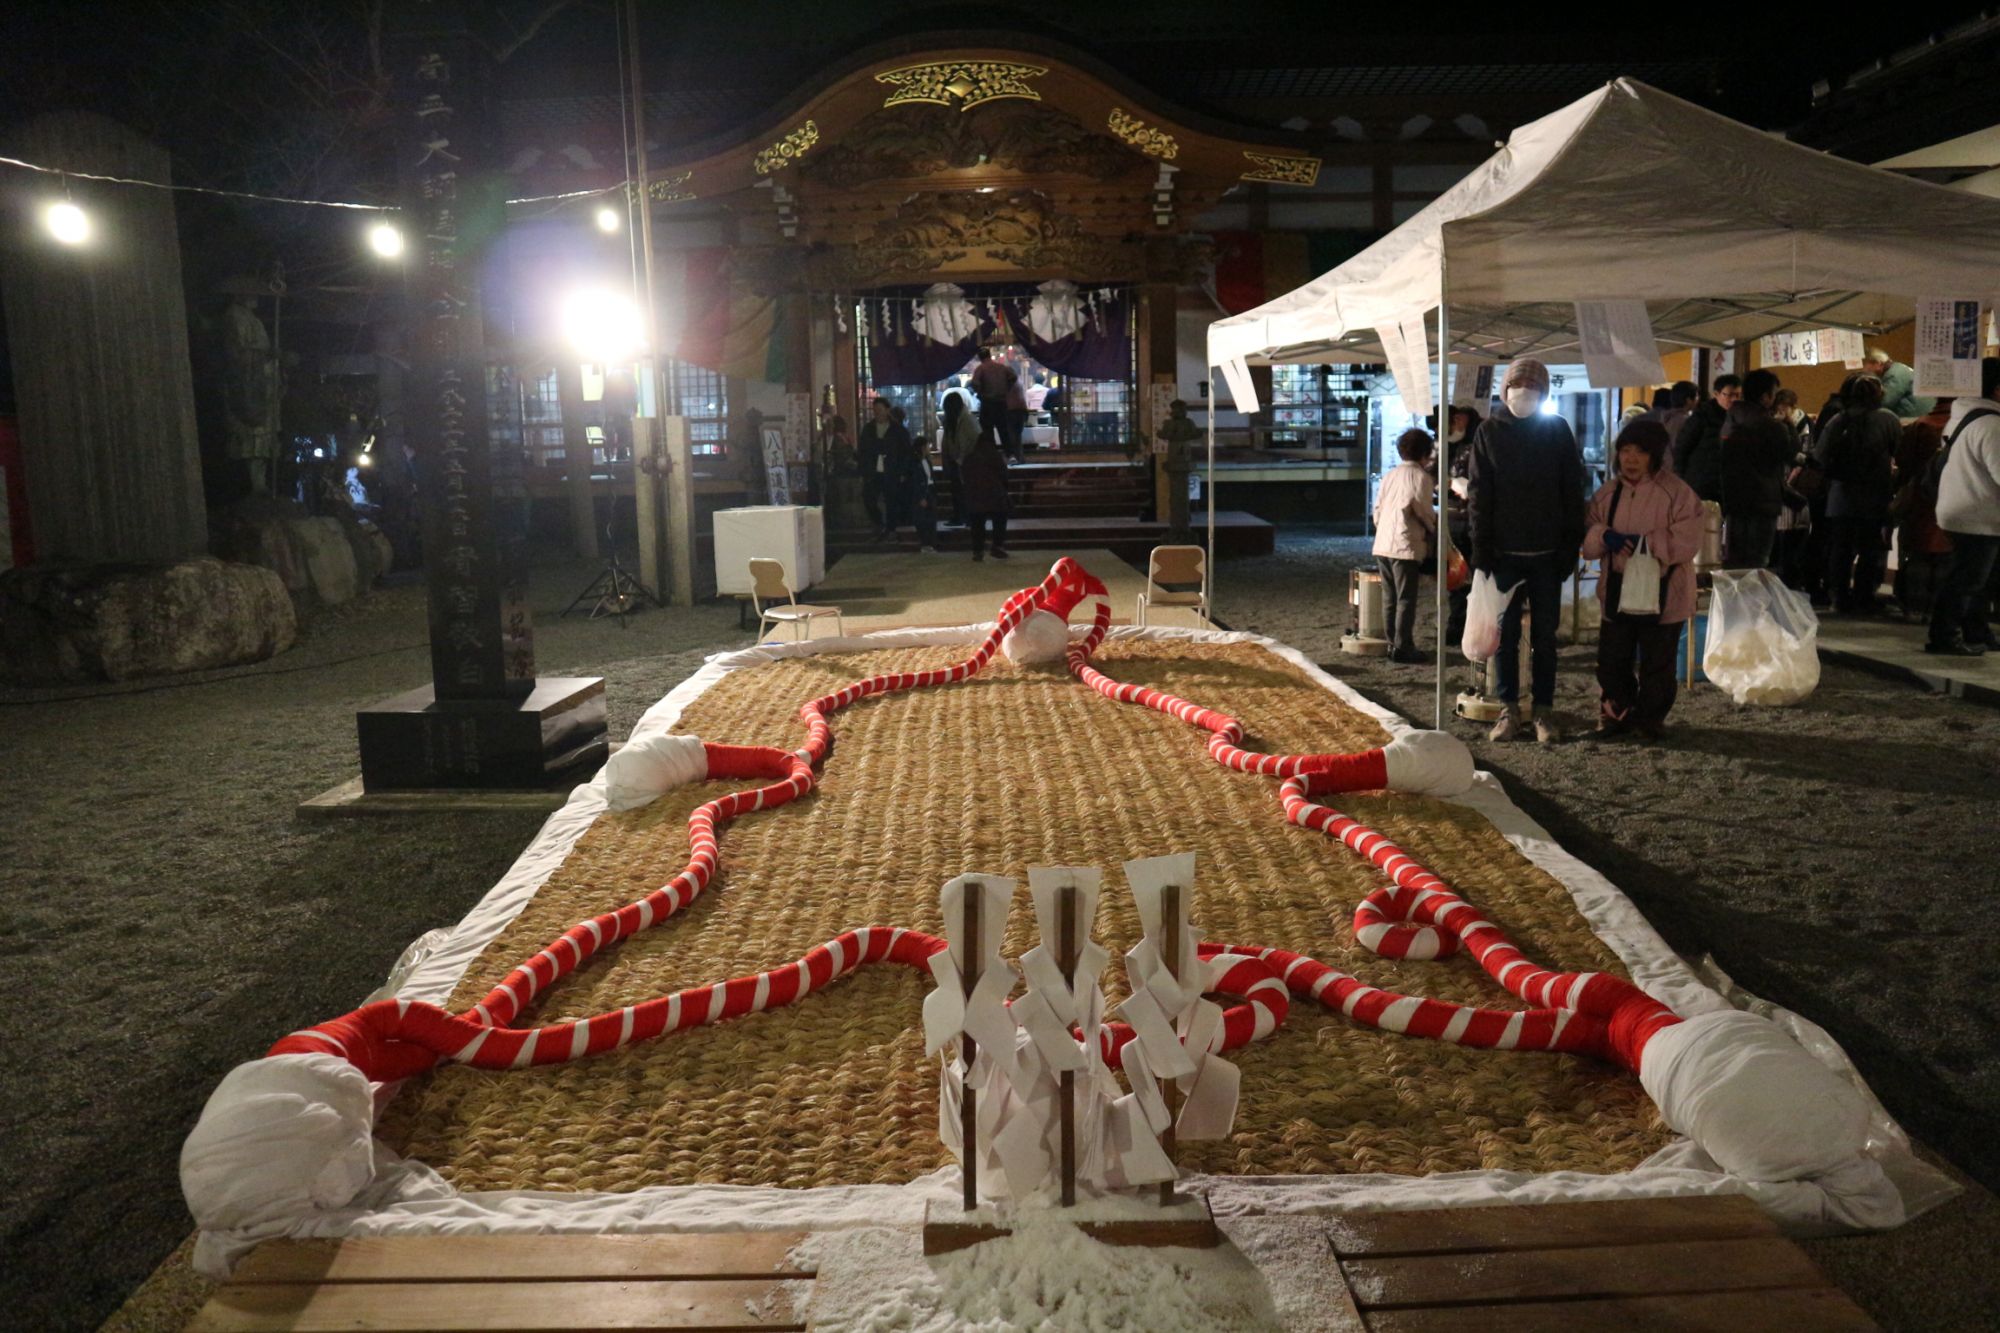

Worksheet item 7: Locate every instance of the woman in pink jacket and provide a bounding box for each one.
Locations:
[1581,419,1704,741]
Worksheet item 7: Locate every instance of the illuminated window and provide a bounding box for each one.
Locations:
[663,359,728,456]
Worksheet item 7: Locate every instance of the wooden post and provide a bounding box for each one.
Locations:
[632,414,663,594]
[1057,883,1078,1208]
[557,360,599,559]
[960,887,980,1212]
[1159,881,1182,1206]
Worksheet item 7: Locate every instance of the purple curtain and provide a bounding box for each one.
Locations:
[1002,289,1133,381]
[864,284,1132,387]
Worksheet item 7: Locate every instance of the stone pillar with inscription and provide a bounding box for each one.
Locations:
[354,1,606,791]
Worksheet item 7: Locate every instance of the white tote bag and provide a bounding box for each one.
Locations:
[1616,538,1662,617]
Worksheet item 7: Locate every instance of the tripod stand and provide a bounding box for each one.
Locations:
[561,508,661,625]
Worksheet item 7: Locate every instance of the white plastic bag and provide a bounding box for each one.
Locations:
[1702,568,1820,705]
[1460,570,1522,662]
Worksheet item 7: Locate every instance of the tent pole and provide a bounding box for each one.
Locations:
[1435,255,1450,731]
[1206,373,1216,614]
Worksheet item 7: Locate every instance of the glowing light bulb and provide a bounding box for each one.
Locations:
[367,222,405,258]
[44,201,91,246]
[559,288,644,363]
[595,206,621,233]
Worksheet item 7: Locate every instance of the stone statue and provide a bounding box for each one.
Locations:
[1157,399,1202,540]
[220,290,281,495]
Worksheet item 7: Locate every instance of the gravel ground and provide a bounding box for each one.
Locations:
[6,532,1997,1330]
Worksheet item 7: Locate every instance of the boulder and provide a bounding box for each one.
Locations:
[284,516,358,605]
[228,513,310,597]
[1,557,296,684]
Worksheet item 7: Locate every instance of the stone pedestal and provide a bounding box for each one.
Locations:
[356,676,608,791]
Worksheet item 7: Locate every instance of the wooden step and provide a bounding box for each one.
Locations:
[191,1232,814,1332]
[1326,1195,1878,1332]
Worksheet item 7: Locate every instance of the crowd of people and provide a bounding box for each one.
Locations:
[1374,351,2000,744]
[822,386,1017,562]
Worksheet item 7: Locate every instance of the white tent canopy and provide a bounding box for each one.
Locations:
[1209,78,2000,398]
[1204,78,2000,728]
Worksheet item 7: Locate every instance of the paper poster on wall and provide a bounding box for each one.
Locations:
[762,426,791,505]
[1915,298,1983,397]
[1705,344,1736,388]
[1450,363,1494,407]
[1759,332,1818,367]
[1813,328,1864,368]
[1575,300,1664,385]
[784,393,812,462]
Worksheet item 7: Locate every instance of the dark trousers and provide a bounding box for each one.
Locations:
[978,396,1006,444]
[912,491,937,546]
[861,472,884,528]
[970,511,1008,556]
[1724,509,1777,570]
[1492,551,1568,707]
[1376,555,1422,656]
[1825,513,1887,610]
[1793,499,1829,599]
[941,455,967,525]
[1597,616,1683,726]
[1930,531,2000,647]
[1001,409,1026,461]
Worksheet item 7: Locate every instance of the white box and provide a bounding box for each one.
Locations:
[713,505,825,595]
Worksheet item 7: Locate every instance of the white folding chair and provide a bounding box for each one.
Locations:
[1136,544,1209,627]
[749,558,843,643]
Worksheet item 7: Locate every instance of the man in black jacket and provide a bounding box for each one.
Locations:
[1469,358,1587,744]
[1720,369,1796,569]
[1671,373,1739,501]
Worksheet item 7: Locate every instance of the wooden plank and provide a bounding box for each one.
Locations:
[229,1233,814,1284]
[1346,1237,1827,1309]
[1364,1284,1879,1332]
[188,1278,806,1332]
[1326,1195,1777,1258]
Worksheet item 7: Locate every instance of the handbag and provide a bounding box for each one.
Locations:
[1603,482,1668,620]
[1617,537,1663,616]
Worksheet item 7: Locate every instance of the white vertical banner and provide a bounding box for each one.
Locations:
[1376,313,1433,417]
[1575,300,1664,385]
[1758,332,1818,367]
[1814,328,1864,368]
[1915,298,1983,397]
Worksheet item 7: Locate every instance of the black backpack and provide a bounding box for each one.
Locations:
[1922,408,1999,505]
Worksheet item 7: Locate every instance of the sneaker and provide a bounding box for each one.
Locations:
[1634,720,1666,744]
[1534,713,1563,745]
[1488,707,1519,742]
[1923,639,1988,656]
[991,547,1011,560]
[1390,647,1426,664]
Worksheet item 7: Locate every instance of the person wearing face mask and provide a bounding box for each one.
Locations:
[1582,420,1704,741]
[1671,374,1739,503]
[1469,358,1587,743]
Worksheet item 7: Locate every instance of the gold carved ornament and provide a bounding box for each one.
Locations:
[1239,151,1320,186]
[633,170,695,202]
[875,60,1046,110]
[1107,107,1178,160]
[754,120,820,175]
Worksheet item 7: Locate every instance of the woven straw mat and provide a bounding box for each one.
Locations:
[378,639,1670,1191]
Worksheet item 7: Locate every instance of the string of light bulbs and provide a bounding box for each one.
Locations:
[3,150,633,253]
